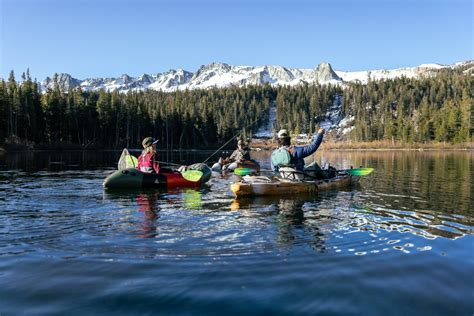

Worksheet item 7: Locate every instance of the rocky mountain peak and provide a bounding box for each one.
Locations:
[314,62,340,82]
[121,74,132,83]
[42,73,81,90]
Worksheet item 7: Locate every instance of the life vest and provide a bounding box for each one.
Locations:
[138,151,155,173]
[271,146,293,168]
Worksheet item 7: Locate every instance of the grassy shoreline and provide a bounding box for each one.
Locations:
[250,140,473,151]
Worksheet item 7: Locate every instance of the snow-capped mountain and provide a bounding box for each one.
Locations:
[42,73,81,91]
[40,60,472,93]
[35,60,472,140]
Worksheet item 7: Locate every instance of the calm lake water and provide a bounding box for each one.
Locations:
[1,149,473,315]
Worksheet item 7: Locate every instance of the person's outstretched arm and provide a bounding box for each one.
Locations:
[293,129,325,159]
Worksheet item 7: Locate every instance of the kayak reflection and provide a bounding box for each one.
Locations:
[183,189,203,210]
[230,193,348,253]
[103,187,205,238]
[136,192,161,238]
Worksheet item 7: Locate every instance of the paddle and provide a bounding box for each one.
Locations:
[181,169,204,182]
[234,167,255,176]
[344,168,374,176]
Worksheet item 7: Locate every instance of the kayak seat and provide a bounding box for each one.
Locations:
[279,166,306,181]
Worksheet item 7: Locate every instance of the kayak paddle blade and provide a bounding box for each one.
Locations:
[126,155,138,168]
[234,167,254,176]
[345,168,374,176]
[182,170,203,182]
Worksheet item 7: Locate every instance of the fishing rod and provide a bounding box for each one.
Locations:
[155,160,182,167]
[202,117,263,164]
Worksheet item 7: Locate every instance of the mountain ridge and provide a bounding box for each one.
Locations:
[39,60,473,93]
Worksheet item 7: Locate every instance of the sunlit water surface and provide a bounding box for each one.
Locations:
[1,150,473,315]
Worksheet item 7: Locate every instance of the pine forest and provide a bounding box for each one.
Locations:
[0,66,472,149]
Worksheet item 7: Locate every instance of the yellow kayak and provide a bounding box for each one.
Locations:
[230,174,360,197]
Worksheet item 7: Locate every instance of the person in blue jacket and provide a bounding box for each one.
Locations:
[271,128,325,173]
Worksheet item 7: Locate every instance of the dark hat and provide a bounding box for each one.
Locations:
[142,137,158,148]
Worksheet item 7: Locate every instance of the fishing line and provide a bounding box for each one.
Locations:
[155,160,182,167]
[202,117,263,164]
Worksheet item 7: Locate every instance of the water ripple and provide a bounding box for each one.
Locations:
[1,151,473,315]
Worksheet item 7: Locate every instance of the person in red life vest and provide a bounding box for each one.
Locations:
[137,137,160,173]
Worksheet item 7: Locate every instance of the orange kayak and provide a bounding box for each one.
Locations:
[230,174,359,197]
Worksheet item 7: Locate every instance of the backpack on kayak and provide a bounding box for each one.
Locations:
[272,147,307,180]
[271,147,293,168]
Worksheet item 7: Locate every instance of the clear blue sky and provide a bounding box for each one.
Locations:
[1,0,472,81]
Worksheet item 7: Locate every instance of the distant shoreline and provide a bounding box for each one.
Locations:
[1,143,472,153]
[250,139,473,151]
[321,148,472,151]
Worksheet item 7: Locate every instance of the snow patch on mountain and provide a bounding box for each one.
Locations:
[148,69,193,91]
[254,105,277,138]
[253,94,352,140]
[318,95,344,131]
[338,116,355,135]
[418,63,444,69]
[333,62,467,84]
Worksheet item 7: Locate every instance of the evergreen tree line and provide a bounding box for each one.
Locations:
[0,71,273,149]
[344,70,473,143]
[274,69,472,143]
[0,68,471,149]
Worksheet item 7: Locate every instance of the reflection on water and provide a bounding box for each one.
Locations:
[232,195,327,251]
[103,187,206,240]
[135,192,161,238]
[0,150,473,314]
[254,150,473,214]
[323,150,473,214]
[230,192,474,258]
[183,189,203,210]
[0,149,222,172]
[350,204,474,240]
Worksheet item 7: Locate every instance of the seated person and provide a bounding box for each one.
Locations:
[271,128,326,180]
[137,137,160,173]
[212,139,251,171]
